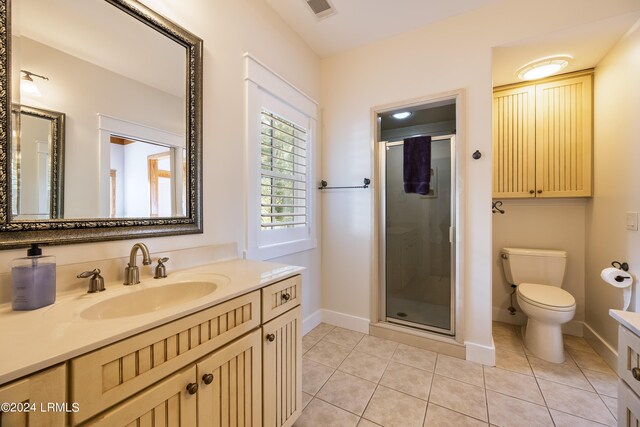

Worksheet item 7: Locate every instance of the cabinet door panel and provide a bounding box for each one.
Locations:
[85,366,196,427]
[197,330,262,427]
[0,364,66,427]
[493,85,536,198]
[263,306,302,427]
[535,74,592,197]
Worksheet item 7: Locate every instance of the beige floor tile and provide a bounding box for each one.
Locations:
[435,354,484,387]
[601,395,617,420]
[495,349,533,376]
[363,385,428,427]
[528,356,594,391]
[567,348,615,374]
[304,339,352,368]
[322,327,366,349]
[483,366,545,405]
[392,343,438,372]
[564,335,598,354]
[302,358,335,395]
[293,398,359,427]
[424,403,488,426]
[338,350,389,383]
[493,332,525,354]
[492,322,518,338]
[550,409,610,427]
[538,378,616,426]
[358,419,382,427]
[380,361,433,400]
[355,335,399,359]
[302,392,313,410]
[582,369,618,397]
[428,375,487,422]
[316,371,376,416]
[486,390,553,427]
[305,323,336,341]
[302,335,319,354]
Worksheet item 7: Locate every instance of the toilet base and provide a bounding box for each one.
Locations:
[522,320,565,363]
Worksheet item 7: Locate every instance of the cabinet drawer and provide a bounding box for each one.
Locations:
[262,275,301,323]
[71,291,260,425]
[619,379,640,427]
[0,364,66,427]
[618,326,640,397]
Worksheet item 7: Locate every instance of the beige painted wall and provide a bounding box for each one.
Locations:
[0,0,322,323]
[586,20,640,349]
[320,0,640,362]
[492,199,586,324]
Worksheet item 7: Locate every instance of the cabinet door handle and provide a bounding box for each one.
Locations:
[202,373,214,385]
[632,367,640,381]
[266,333,276,342]
[186,382,199,395]
[529,190,534,194]
[537,190,542,194]
[282,293,291,301]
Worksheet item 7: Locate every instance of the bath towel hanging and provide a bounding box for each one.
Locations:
[403,135,432,195]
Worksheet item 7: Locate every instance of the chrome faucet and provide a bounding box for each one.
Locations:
[123,243,152,285]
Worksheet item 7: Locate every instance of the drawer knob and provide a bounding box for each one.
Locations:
[202,373,214,385]
[537,190,542,194]
[266,333,276,342]
[529,190,534,194]
[186,383,199,395]
[632,367,640,381]
[282,293,291,301]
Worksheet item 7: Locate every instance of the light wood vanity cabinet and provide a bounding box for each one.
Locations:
[493,70,593,198]
[0,364,67,427]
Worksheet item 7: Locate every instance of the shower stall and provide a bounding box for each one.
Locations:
[376,98,459,338]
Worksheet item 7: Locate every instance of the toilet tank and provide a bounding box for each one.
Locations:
[500,247,567,287]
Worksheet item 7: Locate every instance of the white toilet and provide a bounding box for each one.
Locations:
[500,247,576,363]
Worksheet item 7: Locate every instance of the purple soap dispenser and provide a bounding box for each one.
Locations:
[11,244,56,310]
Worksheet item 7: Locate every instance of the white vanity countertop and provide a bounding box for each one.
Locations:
[610,309,640,335]
[0,258,303,384]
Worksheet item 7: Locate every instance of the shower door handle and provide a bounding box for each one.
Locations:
[449,227,454,243]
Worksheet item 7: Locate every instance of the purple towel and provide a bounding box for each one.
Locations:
[403,136,432,195]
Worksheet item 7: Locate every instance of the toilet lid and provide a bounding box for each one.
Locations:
[517,283,576,310]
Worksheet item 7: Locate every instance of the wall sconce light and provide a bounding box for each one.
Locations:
[20,70,49,97]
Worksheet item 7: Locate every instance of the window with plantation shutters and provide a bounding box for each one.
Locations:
[260,110,308,230]
[245,54,317,260]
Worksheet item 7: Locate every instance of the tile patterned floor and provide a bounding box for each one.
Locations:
[295,322,618,427]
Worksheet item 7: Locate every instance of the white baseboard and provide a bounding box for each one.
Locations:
[302,309,323,335]
[583,322,618,371]
[492,306,584,337]
[321,309,370,334]
[466,339,496,366]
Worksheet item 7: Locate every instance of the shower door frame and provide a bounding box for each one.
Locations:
[380,135,457,336]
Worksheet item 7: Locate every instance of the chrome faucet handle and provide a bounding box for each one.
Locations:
[77,269,105,293]
[154,257,169,279]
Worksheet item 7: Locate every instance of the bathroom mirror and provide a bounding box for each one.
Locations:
[0,0,203,247]
[11,104,65,220]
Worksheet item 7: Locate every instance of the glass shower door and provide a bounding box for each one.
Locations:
[384,136,454,335]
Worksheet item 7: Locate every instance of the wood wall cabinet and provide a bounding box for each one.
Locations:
[493,70,593,198]
[0,364,66,427]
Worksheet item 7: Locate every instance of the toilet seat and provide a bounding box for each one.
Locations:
[517,283,576,312]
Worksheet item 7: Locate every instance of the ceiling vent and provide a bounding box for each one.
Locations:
[305,0,337,20]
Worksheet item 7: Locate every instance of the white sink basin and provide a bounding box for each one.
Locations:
[81,280,221,320]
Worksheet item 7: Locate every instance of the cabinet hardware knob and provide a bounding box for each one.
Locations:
[529,190,534,194]
[537,190,542,194]
[202,373,214,385]
[186,383,199,395]
[632,367,640,381]
[266,333,276,342]
[282,293,291,301]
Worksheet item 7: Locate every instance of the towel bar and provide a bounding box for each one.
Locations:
[318,178,370,190]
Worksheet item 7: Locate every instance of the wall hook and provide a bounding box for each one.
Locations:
[472,150,482,160]
[492,201,505,214]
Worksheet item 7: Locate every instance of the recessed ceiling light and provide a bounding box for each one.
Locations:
[516,55,572,81]
[392,112,412,119]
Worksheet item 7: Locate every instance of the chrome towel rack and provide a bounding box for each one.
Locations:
[318,178,370,190]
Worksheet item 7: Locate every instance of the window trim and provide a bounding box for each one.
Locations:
[244,54,318,260]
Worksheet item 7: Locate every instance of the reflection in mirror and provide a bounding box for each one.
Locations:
[11,0,187,219]
[11,104,65,220]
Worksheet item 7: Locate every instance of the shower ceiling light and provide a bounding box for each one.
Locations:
[392,111,412,119]
[516,55,572,81]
